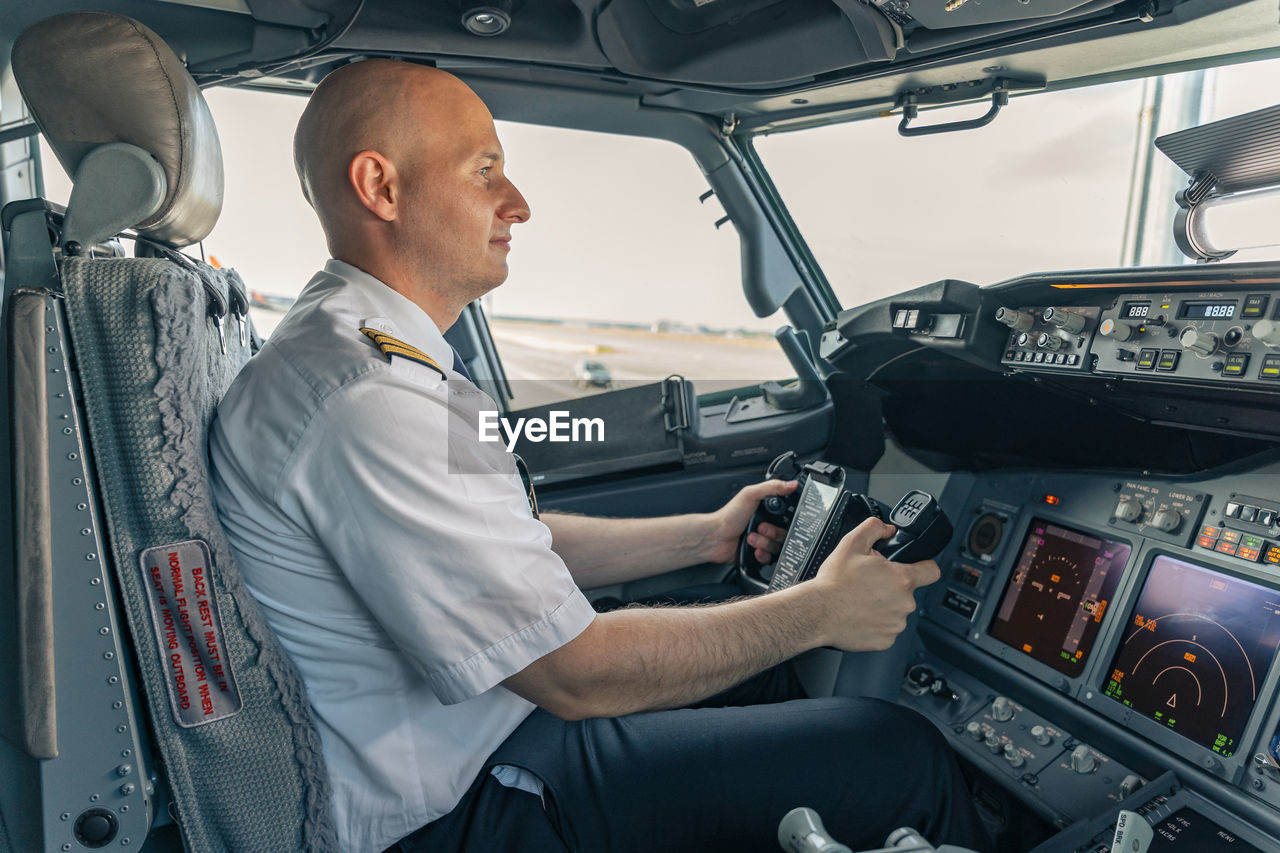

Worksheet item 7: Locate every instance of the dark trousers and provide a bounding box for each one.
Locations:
[395,662,987,853]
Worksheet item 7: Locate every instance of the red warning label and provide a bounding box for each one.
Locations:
[140,540,242,727]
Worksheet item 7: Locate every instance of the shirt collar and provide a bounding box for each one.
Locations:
[322,259,455,373]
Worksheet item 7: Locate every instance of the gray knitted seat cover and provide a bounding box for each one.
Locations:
[63,256,336,852]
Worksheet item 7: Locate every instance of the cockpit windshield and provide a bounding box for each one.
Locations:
[754,56,1280,310]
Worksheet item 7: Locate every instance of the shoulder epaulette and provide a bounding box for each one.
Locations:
[359,327,447,379]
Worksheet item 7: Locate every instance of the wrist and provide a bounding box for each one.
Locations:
[773,580,833,651]
[691,511,726,563]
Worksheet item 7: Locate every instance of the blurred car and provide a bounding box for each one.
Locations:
[574,359,612,389]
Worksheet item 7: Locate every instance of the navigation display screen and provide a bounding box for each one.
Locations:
[988,520,1131,676]
[1103,555,1280,757]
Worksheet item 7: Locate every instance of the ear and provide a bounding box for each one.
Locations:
[348,149,399,222]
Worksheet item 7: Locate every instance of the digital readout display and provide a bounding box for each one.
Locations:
[1103,555,1280,757]
[1123,301,1152,319]
[1177,300,1237,320]
[988,520,1130,676]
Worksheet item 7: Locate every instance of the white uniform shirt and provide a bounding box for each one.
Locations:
[209,260,595,853]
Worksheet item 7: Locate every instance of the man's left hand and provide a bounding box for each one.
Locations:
[702,479,798,565]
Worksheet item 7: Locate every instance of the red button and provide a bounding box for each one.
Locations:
[1221,530,1243,544]
[1197,535,1218,549]
[1199,525,1222,539]
[1216,540,1239,556]
[1238,548,1262,562]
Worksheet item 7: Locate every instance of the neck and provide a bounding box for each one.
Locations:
[334,249,463,334]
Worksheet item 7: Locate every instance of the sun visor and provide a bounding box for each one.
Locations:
[596,0,896,87]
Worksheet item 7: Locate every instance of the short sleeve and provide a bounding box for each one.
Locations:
[278,370,595,704]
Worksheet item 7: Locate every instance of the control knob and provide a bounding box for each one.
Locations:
[985,733,1003,754]
[995,308,1036,332]
[965,721,984,741]
[1120,774,1144,798]
[1070,745,1097,774]
[1003,743,1025,768]
[1099,318,1137,341]
[990,696,1015,722]
[1179,326,1218,357]
[1036,333,1064,352]
[1149,508,1182,533]
[1030,725,1053,747]
[1043,308,1086,334]
[1253,319,1280,349]
[1114,496,1143,523]
[1015,331,1031,347]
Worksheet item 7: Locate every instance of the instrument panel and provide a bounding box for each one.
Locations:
[998,286,1280,386]
[898,462,1280,847]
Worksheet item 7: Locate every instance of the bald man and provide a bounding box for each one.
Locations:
[209,60,985,853]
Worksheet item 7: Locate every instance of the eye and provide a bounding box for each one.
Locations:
[478,166,492,178]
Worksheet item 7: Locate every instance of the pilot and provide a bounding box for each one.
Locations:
[208,59,986,853]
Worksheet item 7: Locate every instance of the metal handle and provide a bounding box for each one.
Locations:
[898,85,1009,137]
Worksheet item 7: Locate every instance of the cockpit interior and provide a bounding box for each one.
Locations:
[3,1,1280,852]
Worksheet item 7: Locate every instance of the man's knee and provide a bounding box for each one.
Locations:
[793,696,954,768]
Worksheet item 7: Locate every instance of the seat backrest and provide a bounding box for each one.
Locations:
[1,12,335,852]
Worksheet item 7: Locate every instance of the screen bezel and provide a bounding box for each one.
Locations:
[972,510,1137,693]
[1079,548,1280,783]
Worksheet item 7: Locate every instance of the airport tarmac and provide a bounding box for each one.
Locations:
[249,310,795,410]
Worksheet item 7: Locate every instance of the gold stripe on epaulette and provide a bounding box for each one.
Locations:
[359,327,446,379]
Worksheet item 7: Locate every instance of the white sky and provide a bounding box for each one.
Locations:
[39,56,1280,328]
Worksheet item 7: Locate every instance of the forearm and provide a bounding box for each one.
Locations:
[542,511,718,587]
[504,584,825,719]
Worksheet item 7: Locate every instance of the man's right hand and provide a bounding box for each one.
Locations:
[807,516,941,652]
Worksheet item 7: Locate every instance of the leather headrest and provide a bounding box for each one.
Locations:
[12,12,223,247]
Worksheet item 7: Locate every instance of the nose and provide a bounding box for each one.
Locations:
[501,176,530,224]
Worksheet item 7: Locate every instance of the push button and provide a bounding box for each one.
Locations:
[1239,535,1265,562]
[1266,545,1280,565]
[1199,524,1223,539]
[1221,529,1243,544]
[1261,354,1280,380]
[1136,349,1158,370]
[1258,509,1276,527]
[1156,349,1181,371]
[1243,294,1270,318]
[1225,502,1242,518]
[1239,505,1259,522]
[1223,352,1250,377]
[1216,540,1239,556]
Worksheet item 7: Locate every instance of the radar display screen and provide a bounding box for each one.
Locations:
[1103,555,1280,757]
[988,520,1131,676]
